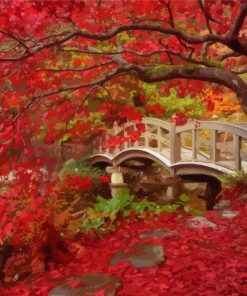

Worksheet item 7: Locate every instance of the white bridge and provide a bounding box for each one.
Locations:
[90,117,247,176]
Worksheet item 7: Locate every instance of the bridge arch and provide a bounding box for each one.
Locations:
[91,117,247,174]
[90,147,234,176]
[91,148,171,172]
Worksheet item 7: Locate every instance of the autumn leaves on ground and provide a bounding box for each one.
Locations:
[0,164,247,296]
[0,187,247,296]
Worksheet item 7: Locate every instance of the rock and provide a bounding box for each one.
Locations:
[110,243,165,268]
[48,285,82,296]
[213,199,231,210]
[139,228,178,239]
[183,182,207,196]
[48,273,120,296]
[187,217,217,229]
[220,210,239,219]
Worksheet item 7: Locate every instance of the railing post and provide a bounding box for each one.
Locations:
[123,126,128,149]
[157,126,162,152]
[211,130,219,163]
[170,123,181,163]
[144,131,148,147]
[105,134,110,154]
[233,135,241,170]
[133,123,138,147]
[192,129,197,161]
[98,138,103,153]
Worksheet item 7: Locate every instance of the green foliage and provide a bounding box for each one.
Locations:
[81,189,179,232]
[215,170,247,186]
[141,82,159,100]
[131,199,157,214]
[202,58,223,69]
[147,64,201,75]
[59,158,104,182]
[159,89,205,118]
[141,84,205,118]
[179,193,190,202]
[117,32,136,44]
[154,203,180,214]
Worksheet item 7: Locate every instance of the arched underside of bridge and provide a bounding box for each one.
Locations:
[90,147,234,177]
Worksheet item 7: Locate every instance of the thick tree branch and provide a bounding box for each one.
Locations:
[60,48,213,67]
[231,67,247,75]
[135,66,247,111]
[228,2,247,41]
[5,62,247,132]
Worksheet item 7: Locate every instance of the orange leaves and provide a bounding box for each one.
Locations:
[202,88,241,116]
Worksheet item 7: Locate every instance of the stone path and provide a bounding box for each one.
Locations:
[48,200,239,295]
[48,273,120,296]
[110,243,165,268]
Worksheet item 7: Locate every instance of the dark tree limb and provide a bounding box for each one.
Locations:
[0,20,247,62]
[228,2,247,41]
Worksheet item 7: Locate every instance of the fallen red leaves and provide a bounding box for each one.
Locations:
[1,199,246,296]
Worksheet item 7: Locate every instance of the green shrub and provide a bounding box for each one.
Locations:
[81,189,179,233]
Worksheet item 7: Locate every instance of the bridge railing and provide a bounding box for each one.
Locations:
[93,118,247,172]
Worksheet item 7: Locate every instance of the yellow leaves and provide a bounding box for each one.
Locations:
[222,111,247,123]
[198,129,210,139]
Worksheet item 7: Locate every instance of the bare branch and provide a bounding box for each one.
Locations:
[198,0,212,33]
[0,30,29,51]
[61,47,214,67]
[159,0,174,28]
[197,0,221,34]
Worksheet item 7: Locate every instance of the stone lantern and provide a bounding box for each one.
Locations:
[106,166,128,197]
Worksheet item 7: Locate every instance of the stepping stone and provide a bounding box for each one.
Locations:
[187,216,217,229]
[48,285,81,296]
[139,227,178,239]
[48,273,120,296]
[110,243,165,268]
[220,210,239,218]
[213,199,231,210]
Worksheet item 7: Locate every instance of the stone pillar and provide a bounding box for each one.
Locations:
[164,176,181,201]
[106,166,128,198]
